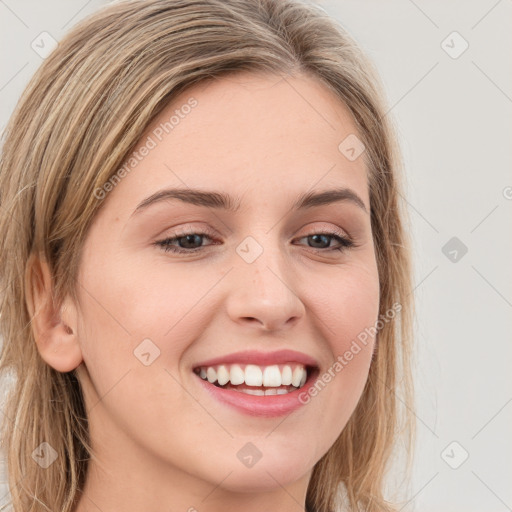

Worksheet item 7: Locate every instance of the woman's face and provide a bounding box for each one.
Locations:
[72,71,380,501]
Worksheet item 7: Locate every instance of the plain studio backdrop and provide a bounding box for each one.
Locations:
[0,1,511,511]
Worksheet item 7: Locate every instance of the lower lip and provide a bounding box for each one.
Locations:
[194,369,319,417]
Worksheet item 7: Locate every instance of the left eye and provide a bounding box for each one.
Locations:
[297,232,354,252]
[155,232,216,253]
[154,230,354,254]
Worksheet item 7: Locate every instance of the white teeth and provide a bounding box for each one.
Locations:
[217,365,230,386]
[229,364,245,385]
[206,367,217,383]
[244,365,263,386]
[237,387,293,396]
[243,388,264,396]
[291,366,304,387]
[196,362,311,390]
[262,365,281,387]
[281,365,292,385]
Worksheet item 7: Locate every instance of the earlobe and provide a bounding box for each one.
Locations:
[26,253,83,373]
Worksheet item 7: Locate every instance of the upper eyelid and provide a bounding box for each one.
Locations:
[163,227,351,240]
[160,220,352,236]
[158,228,353,248]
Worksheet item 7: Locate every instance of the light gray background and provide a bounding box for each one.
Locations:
[1,1,511,511]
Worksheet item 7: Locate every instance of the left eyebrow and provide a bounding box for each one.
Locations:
[130,186,368,216]
[295,188,368,213]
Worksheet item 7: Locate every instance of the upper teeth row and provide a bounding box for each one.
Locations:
[196,364,308,388]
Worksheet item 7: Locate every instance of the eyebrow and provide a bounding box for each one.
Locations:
[132,186,368,216]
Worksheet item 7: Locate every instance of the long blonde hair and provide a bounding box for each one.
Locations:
[0,1,415,510]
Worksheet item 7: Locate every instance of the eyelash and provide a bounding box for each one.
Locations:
[154,227,355,255]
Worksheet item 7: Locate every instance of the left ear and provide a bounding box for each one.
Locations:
[26,253,83,373]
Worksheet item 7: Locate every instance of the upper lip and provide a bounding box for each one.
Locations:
[193,349,319,369]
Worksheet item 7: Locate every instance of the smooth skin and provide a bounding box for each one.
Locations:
[31,71,380,512]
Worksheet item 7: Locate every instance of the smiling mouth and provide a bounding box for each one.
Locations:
[193,362,316,396]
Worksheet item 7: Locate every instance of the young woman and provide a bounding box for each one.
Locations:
[0,1,415,511]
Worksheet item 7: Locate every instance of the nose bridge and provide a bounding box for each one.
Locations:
[242,239,283,289]
[226,229,305,331]
[235,225,288,284]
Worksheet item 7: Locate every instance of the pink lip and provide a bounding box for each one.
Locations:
[193,349,319,369]
[194,367,319,417]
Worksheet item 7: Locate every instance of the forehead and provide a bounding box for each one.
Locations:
[100,71,369,218]
[164,70,362,156]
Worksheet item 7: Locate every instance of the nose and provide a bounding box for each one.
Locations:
[225,243,305,333]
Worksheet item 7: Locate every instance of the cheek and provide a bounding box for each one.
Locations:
[78,242,205,335]
[310,261,380,350]
[75,253,220,391]
[74,261,199,430]
[303,261,380,408]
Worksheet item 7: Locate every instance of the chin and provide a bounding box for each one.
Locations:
[215,464,309,493]
[216,448,315,491]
